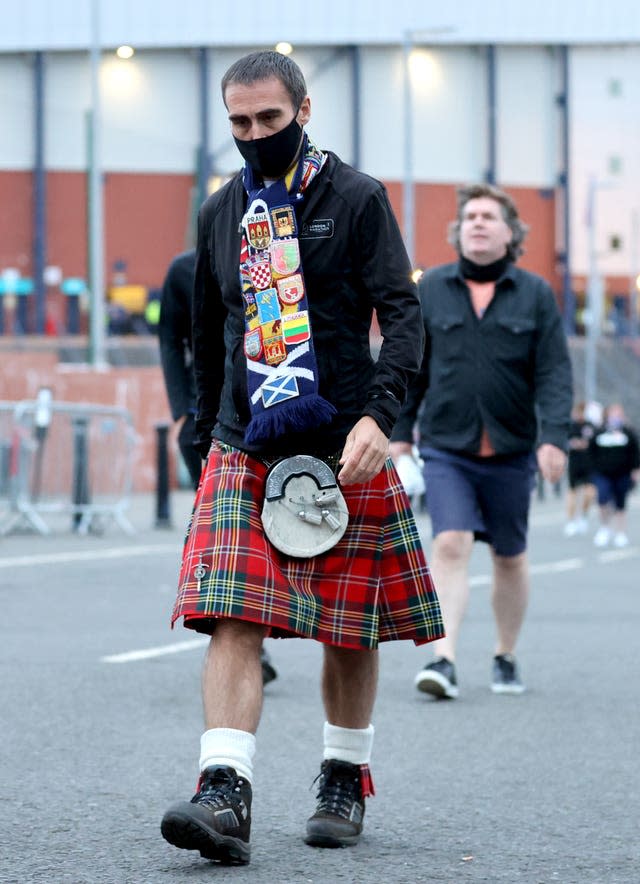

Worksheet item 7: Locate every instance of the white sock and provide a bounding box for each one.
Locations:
[323,722,375,765]
[199,728,256,783]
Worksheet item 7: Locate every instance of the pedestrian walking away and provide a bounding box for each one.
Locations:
[160,50,444,866]
[589,402,640,549]
[159,248,279,687]
[390,183,572,700]
[563,400,597,537]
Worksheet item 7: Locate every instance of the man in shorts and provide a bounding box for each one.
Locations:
[160,50,444,865]
[390,184,572,698]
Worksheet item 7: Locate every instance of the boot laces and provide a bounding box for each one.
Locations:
[313,766,361,819]
[194,768,244,810]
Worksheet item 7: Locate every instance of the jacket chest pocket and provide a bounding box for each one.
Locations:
[491,317,536,363]
[430,315,465,357]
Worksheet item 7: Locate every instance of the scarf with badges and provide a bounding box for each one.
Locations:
[239,134,337,445]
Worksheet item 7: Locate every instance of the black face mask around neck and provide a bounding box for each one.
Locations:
[459,253,511,282]
[234,115,303,179]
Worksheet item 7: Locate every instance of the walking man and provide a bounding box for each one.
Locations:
[390,183,572,698]
[160,50,443,865]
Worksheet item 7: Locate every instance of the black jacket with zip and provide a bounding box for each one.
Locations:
[391,261,573,454]
[192,151,424,458]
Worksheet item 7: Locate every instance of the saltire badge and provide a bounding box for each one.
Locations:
[247,256,272,290]
[261,373,299,407]
[276,273,304,305]
[282,311,311,345]
[271,205,297,238]
[256,288,281,324]
[244,328,263,360]
[263,335,287,365]
[270,239,300,276]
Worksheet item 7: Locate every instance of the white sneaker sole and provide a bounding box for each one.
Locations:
[414,669,459,699]
[491,682,526,695]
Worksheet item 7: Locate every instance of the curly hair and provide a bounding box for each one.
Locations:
[447,183,529,261]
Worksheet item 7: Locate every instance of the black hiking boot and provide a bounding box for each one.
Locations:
[161,765,251,864]
[305,759,367,848]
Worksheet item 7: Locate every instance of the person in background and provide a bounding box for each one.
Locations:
[390,183,572,699]
[564,401,596,536]
[159,248,279,686]
[590,402,640,548]
[158,249,202,490]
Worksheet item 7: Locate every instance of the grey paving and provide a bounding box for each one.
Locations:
[1,489,639,883]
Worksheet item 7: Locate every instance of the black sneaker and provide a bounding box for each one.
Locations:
[491,654,525,695]
[305,760,366,848]
[160,766,251,864]
[414,656,459,699]
[260,646,277,686]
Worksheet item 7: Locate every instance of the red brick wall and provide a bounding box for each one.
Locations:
[385,181,560,289]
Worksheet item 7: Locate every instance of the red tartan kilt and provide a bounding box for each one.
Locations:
[172,442,444,650]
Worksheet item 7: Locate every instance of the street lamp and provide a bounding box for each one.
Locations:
[402,27,455,268]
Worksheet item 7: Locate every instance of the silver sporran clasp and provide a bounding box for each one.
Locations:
[261,455,349,557]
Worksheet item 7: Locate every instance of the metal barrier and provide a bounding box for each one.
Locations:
[0,397,136,536]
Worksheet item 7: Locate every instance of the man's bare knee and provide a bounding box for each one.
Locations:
[433,530,473,564]
[211,619,267,653]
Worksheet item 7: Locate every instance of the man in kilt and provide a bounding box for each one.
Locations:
[160,50,444,865]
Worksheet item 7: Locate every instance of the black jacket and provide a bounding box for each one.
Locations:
[192,151,423,458]
[158,249,196,421]
[391,261,573,455]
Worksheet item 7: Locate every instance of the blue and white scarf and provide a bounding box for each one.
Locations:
[239,135,337,445]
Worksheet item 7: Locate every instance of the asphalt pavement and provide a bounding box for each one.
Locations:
[1,487,639,884]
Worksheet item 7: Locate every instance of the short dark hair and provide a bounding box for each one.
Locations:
[221,51,307,109]
[448,183,529,261]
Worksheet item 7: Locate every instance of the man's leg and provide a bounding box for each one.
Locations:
[321,645,378,727]
[412,530,474,698]
[427,529,475,661]
[161,619,265,865]
[490,550,528,695]
[490,550,529,656]
[306,646,378,848]
[202,618,266,732]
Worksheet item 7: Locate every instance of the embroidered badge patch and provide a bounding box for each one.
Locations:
[263,335,287,365]
[246,215,271,250]
[271,206,297,238]
[247,257,272,290]
[276,273,304,305]
[282,311,311,345]
[270,239,300,276]
[261,373,300,407]
[244,328,263,360]
[256,289,281,324]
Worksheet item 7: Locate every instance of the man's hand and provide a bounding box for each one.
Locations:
[537,443,567,484]
[338,416,389,486]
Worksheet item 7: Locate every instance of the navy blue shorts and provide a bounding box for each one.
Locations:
[592,472,634,510]
[422,447,537,557]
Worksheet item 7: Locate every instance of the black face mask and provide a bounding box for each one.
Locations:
[234,114,303,179]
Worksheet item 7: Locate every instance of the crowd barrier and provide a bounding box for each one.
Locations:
[0,395,136,536]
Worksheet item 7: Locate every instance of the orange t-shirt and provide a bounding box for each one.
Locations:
[466,278,496,457]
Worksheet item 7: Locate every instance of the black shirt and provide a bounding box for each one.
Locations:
[391,261,573,455]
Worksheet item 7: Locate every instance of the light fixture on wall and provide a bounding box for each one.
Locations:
[275,42,293,56]
[116,45,135,59]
